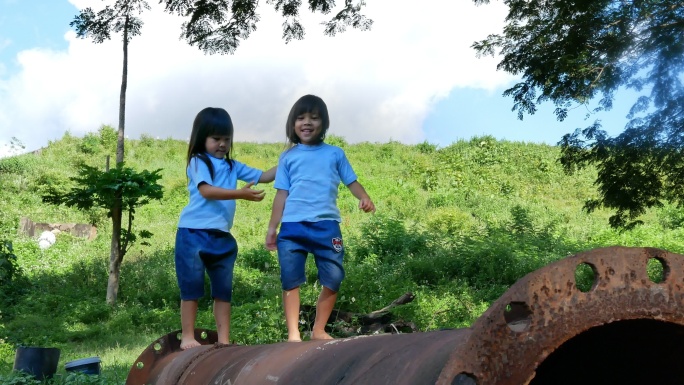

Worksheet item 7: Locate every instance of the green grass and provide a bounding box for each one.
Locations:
[1,128,683,384]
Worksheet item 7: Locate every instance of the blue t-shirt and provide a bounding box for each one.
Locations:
[178,154,263,232]
[275,143,357,223]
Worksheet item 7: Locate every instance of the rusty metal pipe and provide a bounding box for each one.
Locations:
[126,247,684,385]
[126,328,468,385]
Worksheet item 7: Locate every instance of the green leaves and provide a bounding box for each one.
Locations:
[0,240,18,289]
[70,1,150,44]
[43,163,163,215]
[0,240,29,312]
[42,163,164,252]
[161,0,372,54]
[476,0,684,229]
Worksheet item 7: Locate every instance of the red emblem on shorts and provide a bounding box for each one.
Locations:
[332,237,343,253]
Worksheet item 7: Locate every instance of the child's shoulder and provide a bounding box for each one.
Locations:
[324,143,348,158]
[320,142,346,154]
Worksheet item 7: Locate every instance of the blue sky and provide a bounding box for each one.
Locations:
[0,0,632,156]
[0,0,76,74]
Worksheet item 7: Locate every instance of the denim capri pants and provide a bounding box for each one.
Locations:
[175,227,237,302]
[276,220,345,292]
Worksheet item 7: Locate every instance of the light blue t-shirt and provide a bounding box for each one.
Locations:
[178,154,263,232]
[275,143,357,223]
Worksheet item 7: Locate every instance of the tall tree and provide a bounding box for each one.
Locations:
[472,0,684,229]
[71,0,149,165]
[71,0,150,305]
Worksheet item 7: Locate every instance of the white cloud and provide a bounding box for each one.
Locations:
[1,0,514,153]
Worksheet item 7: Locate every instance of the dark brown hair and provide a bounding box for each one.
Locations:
[186,107,234,179]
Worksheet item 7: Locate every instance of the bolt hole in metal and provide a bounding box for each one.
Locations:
[530,319,684,384]
[504,302,532,332]
[452,372,478,385]
[135,361,144,370]
[153,342,162,352]
[646,257,667,283]
[574,262,597,292]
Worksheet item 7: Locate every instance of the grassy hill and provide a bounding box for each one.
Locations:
[2,126,683,383]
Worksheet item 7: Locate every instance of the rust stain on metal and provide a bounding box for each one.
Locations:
[127,328,468,385]
[126,247,684,385]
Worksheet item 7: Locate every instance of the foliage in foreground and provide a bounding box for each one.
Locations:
[42,161,164,305]
[1,131,684,383]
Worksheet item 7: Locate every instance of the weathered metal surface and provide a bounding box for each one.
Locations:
[126,247,684,385]
[126,328,468,385]
[436,246,684,384]
[125,329,217,385]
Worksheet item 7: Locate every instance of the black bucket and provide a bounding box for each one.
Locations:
[65,356,101,375]
[13,346,61,380]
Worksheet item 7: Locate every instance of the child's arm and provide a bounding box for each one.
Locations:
[198,182,266,202]
[347,181,375,213]
[265,189,288,250]
[259,166,277,183]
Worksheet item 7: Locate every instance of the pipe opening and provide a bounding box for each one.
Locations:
[530,319,684,385]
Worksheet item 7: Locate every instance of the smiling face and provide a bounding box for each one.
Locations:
[294,112,323,145]
[285,95,330,146]
[205,135,231,159]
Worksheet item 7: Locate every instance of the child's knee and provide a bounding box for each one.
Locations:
[320,268,344,292]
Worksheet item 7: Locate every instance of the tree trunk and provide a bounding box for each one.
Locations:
[116,14,129,165]
[106,199,123,305]
[107,14,130,305]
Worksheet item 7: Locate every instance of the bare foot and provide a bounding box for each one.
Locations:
[287,332,302,342]
[311,330,334,340]
[180,338,201,350]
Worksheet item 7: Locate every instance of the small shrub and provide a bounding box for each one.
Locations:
[30,171,72,197]
[425,207,478,238]
[239,248,278,272]
[658,204,684,230]
[0,156,35,175]
[509,205,534,234]
[0,240,19,287]
[0,371,41,385]
[97,125,118,152]
[73,300,112,324]
[0,370,126,385]
[0,240,28,310]
[415,141,437,154]
[426,193,457,208]
[326,134,347,148]
[231,299,285,344]
[139,134,155,147]
[394,284,488,331]
[79,133,101,155]
[355,215,428,262]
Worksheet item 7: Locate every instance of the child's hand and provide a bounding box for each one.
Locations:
[359,197,375,213]
[265,228,278,251]
[240,181,266,201]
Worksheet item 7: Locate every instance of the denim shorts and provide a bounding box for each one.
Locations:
[276,221,345,292]
[175,227,237,302]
